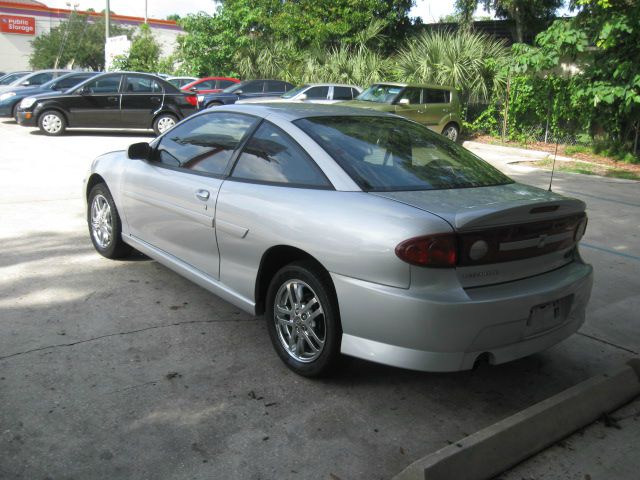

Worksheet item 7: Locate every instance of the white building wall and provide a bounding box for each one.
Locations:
[0,10,181,72]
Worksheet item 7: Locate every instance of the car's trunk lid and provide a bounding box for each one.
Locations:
[372,183,586,287]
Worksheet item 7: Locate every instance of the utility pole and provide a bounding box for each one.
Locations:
[105,0,110,39]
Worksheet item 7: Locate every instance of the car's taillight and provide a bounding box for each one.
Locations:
[575,215,588,242]
[395,234,457,268]
[185,95,198,106]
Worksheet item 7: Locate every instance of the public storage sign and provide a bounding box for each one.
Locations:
[0,15,36,35]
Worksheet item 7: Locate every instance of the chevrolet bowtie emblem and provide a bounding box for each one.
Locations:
[537,234,548,248]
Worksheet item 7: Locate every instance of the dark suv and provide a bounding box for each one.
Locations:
[16,72,198,136]
[198,79,294,108]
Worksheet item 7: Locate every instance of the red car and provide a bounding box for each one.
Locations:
[181,76,240,94]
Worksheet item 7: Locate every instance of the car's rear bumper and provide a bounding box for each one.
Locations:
[16,109,37,126]
[333,260,593,372]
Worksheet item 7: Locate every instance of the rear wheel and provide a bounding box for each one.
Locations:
[442,123,460,143]
[39,110,66,136]
[153,113,177,135]
[266,261,341,377]
[87,183,132,259]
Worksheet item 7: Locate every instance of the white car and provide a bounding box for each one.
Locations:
[236,83,362,105]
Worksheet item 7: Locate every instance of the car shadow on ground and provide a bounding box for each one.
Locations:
[28,129,156,138]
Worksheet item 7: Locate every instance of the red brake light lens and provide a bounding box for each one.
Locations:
[185,94,198,106]
[395,234,457,268]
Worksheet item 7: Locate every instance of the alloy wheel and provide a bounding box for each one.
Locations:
[274,279,326,363]
[90,194,113,249]
[443,125,459,142]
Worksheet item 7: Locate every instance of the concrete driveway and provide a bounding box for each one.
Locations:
[0,122,638,480]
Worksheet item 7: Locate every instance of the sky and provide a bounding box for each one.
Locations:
[44,0,477,22]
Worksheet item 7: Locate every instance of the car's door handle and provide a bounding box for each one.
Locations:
[150,96,161,103]
[107,96,118,102]
[195,189,210,201]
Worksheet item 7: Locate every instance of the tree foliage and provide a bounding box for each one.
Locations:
[30,12,127,70]
[112,24,162,72]
[454,0,564,42]
[175,0,418,76]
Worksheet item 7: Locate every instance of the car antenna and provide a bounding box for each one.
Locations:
[548,137,560,192]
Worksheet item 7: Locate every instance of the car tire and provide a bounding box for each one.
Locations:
[38,110,66,136]
[153,113,178,136]
[266,260,342,377]
[442,123,460,143]
[87,183,132,259]
[12,103,19,122]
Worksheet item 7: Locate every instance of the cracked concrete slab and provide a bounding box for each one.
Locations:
[0,123,638,479]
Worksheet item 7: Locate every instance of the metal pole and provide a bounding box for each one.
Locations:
[105,0,110,39]
[145,0,148,23]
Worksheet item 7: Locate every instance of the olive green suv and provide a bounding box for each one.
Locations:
[340,83,463,142]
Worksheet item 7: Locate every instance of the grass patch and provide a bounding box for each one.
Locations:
[530,158,640,181]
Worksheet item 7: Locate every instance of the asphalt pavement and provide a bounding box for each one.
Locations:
[0,123,638,480]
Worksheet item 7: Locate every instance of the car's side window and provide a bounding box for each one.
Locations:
[124,75,162,93]
[398,88,421,105]
[84,75,122,94]
[265,81,287,93]
[28,73,53,85]
[156,113,258,175]
[422,89,448,104]
[241,81,264,93]
[197,80,216,89]
[305,86,329,99]
[351,88,360,99]
[56,75,90,90]
[333,86,354,100]
[217,79,235,89]
[231,121,331,188]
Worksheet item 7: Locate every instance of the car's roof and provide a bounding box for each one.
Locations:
[301,83,361,88]
[368,82,455,91]
[208,103,395,121]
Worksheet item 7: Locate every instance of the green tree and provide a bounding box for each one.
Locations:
[30,11,128,70]
[112,23,162,72]
[394,29,510,103]
[175,0,417,76]
[454,0,565,43]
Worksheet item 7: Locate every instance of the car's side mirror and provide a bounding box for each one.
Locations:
[298,93,308,101]
[398,98,410,105]
[189,87,198,92]
[77,86,90,95]
[128,142,152,160]
[235,89,243,95]
[21,80,31,86]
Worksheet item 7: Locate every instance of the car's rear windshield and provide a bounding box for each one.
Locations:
[294,116,513,192]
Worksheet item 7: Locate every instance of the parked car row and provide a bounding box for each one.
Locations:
[3,69,463,142]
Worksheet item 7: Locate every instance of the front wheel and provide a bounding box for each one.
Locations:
[87,183,132,259]
[153,113,177,135]
[39,110,66,136]
[442,123,460,143]
[266,261,341,377]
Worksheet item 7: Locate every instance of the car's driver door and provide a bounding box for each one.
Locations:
[121,111,259,279]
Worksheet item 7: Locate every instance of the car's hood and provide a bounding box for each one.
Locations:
[2,85,52,98]
[236,96,283,104]
[339,100,394,111]
[201,92,238,100]
[371,183,585,231]
[22,90,66,101]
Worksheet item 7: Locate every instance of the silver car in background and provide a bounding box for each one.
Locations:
[84,104,593,377]
[236,83,362,105]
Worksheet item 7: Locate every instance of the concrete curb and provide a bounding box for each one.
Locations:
[393,359,640,480]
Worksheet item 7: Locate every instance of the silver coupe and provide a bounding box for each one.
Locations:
[85,104,593,376]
